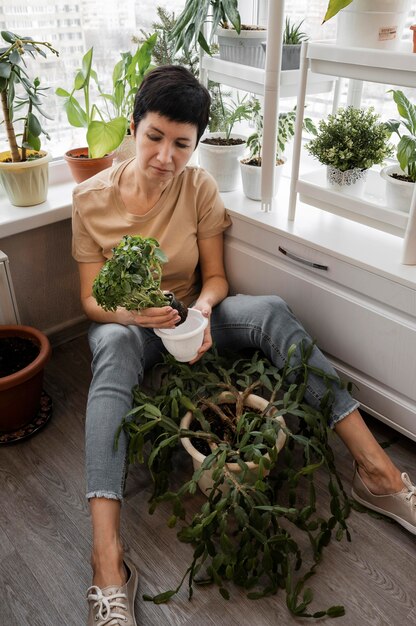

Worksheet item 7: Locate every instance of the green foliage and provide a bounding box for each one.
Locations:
[0,30,59,162]
[209,91,252,141]
[56,47,131,159]
[283,18,309,45]
[306,106,393,172]
[246,98,317,165]
[169,0,241,56]
[92,234,170,311]
[385,90,416,182]
[322,0,354,23]
[118,344,352,618]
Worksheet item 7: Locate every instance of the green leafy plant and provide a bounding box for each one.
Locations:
[203,91,252,145]
[92,235,188,323]
[169,0,241,56]
[385,90,416,183]
[306,106,393,172]
[323,0,354,23]
[117,344,351,619]
[56,47,127,159]
[244,98,317,166]
[98,34,157,133]
[0,30,59,162]
[283,18,309,45]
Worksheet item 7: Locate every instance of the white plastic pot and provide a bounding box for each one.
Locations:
[336,0,409,50]
[380,164,415,212]
[240,158,285,201]
[154,308,208,362]
[0,150,52,206]
[198,132,246,192]
[180,392,287,497]
[216,27,267,68]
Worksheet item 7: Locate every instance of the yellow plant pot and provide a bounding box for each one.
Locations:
[0,150,52,207]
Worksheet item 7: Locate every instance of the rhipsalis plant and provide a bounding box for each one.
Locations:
[92,235,188,324]
[0,30,59,162]
[117,343,352,619]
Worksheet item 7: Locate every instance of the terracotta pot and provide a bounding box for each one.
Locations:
[0,325,51,433]
[180,392,287,496]
[64,147,114,183]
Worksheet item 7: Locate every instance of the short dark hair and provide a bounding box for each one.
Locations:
[132,65,210,147]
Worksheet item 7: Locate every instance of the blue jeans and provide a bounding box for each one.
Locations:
[85,295,359,500]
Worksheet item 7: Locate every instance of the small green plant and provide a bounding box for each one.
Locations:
[322,0,354,23]
[306,106,393,172]
[118,344,351,619]
[92,235,188,323]
[0,30,59,162]
[385,90,416,182]
[207,91,253,142]
[56,47,127,159]
[169,0,241,56]
[245,98,317,166]
[283,18,309,45]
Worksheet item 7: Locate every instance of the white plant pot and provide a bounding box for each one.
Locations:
[326,166,368,197]
[0,150,52,206]
[154,308,208,362]
[198,132,246,192]
[336,0,409,50]
[240,158,285,201]
[216,27,267,68]
[180,392,287,497]
[380,164,415,213]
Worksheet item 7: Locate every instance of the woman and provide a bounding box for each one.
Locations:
[72,66,416,626]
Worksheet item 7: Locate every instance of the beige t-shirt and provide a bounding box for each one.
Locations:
[72,159,232,306]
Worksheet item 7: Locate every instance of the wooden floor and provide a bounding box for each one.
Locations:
[1,334,415,626]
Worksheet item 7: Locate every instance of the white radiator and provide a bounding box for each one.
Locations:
[0,250,20,325]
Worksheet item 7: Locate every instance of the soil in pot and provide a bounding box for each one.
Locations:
[0,337,40,378]
[201,137,245,147]
[164,291,188,325]
[241,156,285,167]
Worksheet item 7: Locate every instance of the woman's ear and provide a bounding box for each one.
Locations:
[130,117,136,136]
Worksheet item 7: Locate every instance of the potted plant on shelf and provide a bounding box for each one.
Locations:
[56,47,127,183]
[240,99,316,201]
[382,90,416,213]
[0,30,59,206]
[261,17,309,71]
[323,1,409,51]
[117,345,350,619]
[306,106,393,197]
[198,91,253,192]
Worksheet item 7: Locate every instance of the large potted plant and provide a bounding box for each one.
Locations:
[323,1,409,51]
[198,91,252,192]
[240,99,316,201]
[306,106,393,197]
[56,47,127,182]
[382,90,416,213]
[118,346,350,619]
[0,30,59,206]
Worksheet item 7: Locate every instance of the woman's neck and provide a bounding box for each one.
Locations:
[120,160,170,215]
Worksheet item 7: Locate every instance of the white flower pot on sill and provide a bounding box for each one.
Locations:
[326,166,368,198]
[216,27,267,69]
[380,164,415,213]
[179,392,287,497]
[336,0,409,51]
[0,150,52,206]
[154,308,207,362]
[240,158,286,201]
[198,132,246,192]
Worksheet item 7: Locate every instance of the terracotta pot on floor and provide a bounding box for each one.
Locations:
[0,325,51,433]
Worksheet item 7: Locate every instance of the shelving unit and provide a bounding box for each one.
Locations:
[288,41,416,265]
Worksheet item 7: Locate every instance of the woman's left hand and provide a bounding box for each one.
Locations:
[188,304,212,364]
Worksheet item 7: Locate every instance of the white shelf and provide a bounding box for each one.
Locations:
[297,168,409,237]
[201,54,336,96]
[307,42,416,88]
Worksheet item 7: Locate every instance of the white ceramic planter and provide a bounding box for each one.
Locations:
[326,166,368,197]
[0,150,52,206]
[180,392,287,497]
[216,27,267,68]
[380,164,415,212]
[240,158,285,201]
[154,308,208,362]
[198,132,246,192]
[336,0,409,50]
